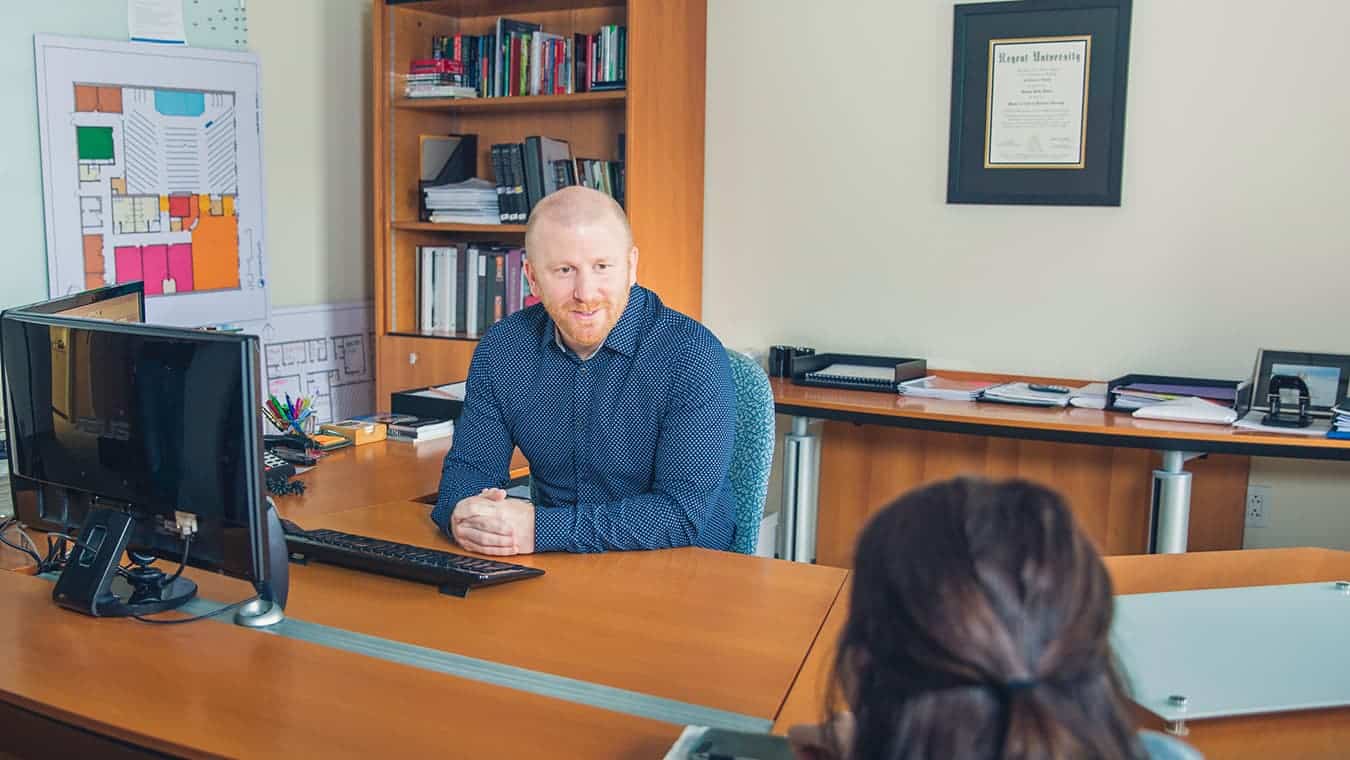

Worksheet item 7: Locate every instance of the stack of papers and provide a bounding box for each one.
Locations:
[1133,397,1238,425]
[1232,410,1331,437]
[387,417,454,443]
[898,375,999,401]
[1332,403,1349,439]
[1111,382,1237,411]
[1069,382,1108,410]
[982,382,1073,407]
[423,177,500,224]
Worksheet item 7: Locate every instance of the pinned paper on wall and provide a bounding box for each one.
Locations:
[129,0,186,44]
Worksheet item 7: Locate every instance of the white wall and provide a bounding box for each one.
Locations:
[0,0,370,312]
[250,0,372,307]
[704,0,1350,548]
[0,1,246,313]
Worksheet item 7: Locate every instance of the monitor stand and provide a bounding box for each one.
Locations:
[234,498,289,628]
[51,508,197,617]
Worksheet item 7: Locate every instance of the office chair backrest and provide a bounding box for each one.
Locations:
[726,349,776,555]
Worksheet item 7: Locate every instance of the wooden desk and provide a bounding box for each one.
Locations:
[773,548,1350,759]
[1,439,845,757]
[0,571,681,759]
[192,499,848,721]
[273,438,529,517]
[772,376,1350,565]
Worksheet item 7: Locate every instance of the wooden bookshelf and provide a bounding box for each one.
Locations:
[371,0,706,402]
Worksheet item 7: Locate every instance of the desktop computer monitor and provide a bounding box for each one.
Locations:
[0,291,287,625]
[18,281,146,323]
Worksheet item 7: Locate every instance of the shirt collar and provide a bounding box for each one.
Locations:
[548,285,646,360]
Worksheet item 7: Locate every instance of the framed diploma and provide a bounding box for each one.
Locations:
[947,0,1132,206]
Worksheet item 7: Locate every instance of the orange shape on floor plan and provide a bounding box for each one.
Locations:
[96,87,122,113]
[74,85,98,112]
[73,85,124,113]
[83,234,105,289]
[191,211,239,291]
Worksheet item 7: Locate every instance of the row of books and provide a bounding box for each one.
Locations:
[408,20,626,100]
[1333,402,1349,439]
[489,135,624,223]
[416,244,535,336]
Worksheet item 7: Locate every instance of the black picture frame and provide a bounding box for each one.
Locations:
[1250,349,1350,416]
[947,0,1132,206]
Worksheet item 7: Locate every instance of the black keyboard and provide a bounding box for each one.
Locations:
[280,521,543,597]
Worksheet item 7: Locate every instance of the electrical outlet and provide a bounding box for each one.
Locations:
[1245,484,1272,528]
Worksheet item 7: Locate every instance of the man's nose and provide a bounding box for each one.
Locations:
[573,270,600,303]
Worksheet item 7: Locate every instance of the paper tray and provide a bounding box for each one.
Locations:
[790,353,927,394]
[1106,373,1249,414]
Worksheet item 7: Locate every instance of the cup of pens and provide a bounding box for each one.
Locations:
[263,394,317,441]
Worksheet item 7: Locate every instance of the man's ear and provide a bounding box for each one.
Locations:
[524,258,539,295]
[627,246,639,287]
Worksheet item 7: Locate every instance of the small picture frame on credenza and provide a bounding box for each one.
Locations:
[1249,349,1350,416]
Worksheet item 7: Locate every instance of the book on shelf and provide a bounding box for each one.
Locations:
[521,135,573,213]
[488,136,622,221]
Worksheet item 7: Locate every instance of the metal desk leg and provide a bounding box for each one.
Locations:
[779,416,820,563]
[1150,450,1203,554]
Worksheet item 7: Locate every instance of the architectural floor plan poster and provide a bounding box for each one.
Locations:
[233,303,377,426]
[35,35,266,327]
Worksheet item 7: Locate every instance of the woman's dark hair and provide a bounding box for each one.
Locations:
[827,477,1140,759]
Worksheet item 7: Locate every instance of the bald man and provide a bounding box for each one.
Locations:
[431,187,737,555]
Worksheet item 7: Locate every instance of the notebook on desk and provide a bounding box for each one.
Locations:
[806,363,897,388]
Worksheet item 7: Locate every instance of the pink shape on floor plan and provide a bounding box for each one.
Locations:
[142,245,168,295]
[167,243,194,292]
[115,245,142,283]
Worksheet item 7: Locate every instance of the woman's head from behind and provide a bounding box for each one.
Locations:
[833,477,1137,760]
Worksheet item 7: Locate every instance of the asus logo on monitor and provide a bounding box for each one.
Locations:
[75,417,131,441]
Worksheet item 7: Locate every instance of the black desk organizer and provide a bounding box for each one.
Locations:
[391,386,465,421]
[1106,373,1251,414]
[790,353,927,394]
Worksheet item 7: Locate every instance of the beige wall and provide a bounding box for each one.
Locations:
[251,0,372,307]
[704,0,1350,548]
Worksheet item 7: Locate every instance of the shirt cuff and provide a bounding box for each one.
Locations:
[533,506,573,553]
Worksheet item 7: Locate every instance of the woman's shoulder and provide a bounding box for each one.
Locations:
[1138,730,1203,760]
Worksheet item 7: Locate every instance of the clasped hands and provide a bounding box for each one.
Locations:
[450,488,535,556]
